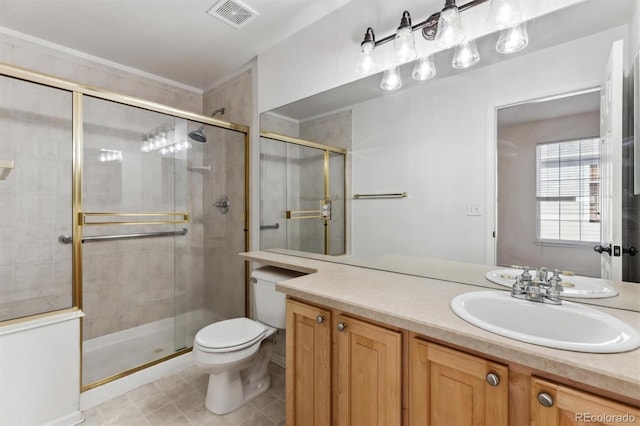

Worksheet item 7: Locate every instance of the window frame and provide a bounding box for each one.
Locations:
[535,136,601,246]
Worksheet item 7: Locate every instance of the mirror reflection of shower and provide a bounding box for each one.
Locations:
[188,107,226,143]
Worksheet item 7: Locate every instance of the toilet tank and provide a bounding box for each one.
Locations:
[251,266,305,329]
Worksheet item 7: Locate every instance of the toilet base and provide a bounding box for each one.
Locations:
[204,337,275,415]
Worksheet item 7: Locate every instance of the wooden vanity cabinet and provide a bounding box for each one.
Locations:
[285,299,402,426]
[531,377,640,426]
[286,299,331,426]
[409,336,509,426]
[285,299,636,426]
[335,313,402,425]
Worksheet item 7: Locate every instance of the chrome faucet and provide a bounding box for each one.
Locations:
[510,266,563,305]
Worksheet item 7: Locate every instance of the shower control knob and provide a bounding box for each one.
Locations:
[486,373,500,386]
[336,322,346,332]
[315,315,325,324]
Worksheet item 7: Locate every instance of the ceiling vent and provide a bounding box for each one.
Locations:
[207,0,258,28]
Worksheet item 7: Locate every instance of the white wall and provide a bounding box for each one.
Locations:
[257,0,584,113]
[350,26,627,263]
[0,311,83,426]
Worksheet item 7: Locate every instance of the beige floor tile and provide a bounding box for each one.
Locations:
[84,362,285,426]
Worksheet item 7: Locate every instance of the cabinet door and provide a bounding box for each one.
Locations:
[335,314,402,426]
[409,338,508,426]
[531,378,640,426]
[286,299,331,426]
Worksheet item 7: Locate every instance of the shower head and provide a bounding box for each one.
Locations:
[188,126,207,143]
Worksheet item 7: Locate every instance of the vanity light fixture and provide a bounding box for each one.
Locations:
[412,55,437,81]
[486,0,522,31]
[435,0,465,49]
[380,67,402,91]
[452,39,480,69]
[356,27,377,75]
[391,11,418,65]
[495,22,528,54]
[357,0,529,91]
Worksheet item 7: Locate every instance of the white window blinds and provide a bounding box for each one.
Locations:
[536,138,600,242]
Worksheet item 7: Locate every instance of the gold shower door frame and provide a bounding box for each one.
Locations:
[0,62,251,391]
[260,131,347,256]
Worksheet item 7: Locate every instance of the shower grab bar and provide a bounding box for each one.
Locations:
[58,228,188,244]
[260,223,280,230]
[0,160,15,180]
[353,192,408,199]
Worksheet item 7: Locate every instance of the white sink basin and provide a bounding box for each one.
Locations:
[485,268,618,298]
[450,291,640,353]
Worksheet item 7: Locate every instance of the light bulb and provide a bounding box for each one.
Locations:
[412,55,437,81]
[380,67,402,91]
[435,5,465,49]
[357,40,377,74]
[391,25,417,65]
[496,22,528,54]
[486,0,522,31]
[452,40,480,69]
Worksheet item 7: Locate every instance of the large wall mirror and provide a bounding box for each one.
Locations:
[259,0,639,312]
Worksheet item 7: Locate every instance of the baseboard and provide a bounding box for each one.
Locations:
[44,411,83,426]
[271,352,286,368]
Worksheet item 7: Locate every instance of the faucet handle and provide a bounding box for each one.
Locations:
[546,271,564,301]
[512,275,526,295]
[521,266,532,282]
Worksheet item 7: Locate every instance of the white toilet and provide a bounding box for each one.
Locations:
[193,266,303,415]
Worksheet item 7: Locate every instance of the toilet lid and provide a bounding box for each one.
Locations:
[195,317,266,351]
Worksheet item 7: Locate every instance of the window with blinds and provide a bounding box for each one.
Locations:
[536,138,601,243]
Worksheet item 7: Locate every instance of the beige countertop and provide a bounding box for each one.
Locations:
[240,250,640,402]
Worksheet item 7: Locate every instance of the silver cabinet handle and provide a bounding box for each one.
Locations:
[537,392,554,407]
[486,373,500,386]
[336,322,346,332]
[316,315,325,324]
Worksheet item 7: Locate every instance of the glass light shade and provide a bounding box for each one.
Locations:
[380,67,402,91]
[496,22,529,54]
[486,0,522,31]
[452,40,480,69]
[412,55,437,81]
[391,26,417,65]
[435,7,465,49]
[357,41,376,74]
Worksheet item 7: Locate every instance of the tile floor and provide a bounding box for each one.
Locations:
[82,362,286,426]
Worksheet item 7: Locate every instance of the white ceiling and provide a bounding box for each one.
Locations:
[0,0,351,91]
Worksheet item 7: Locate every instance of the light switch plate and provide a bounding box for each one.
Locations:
[467,203,482,216]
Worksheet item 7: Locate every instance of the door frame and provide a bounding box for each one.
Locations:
[484,80,603,267]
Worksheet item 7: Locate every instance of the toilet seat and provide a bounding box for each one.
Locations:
[195,317,266,353]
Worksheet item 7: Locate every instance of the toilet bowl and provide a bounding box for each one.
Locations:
[193,266,304,415]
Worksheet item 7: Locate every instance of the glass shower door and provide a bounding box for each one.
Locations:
[260,134,346,256]
[286,143,327,254]
[81,96,191,386]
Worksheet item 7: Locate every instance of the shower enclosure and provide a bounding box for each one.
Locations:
[259,132,346,255]
[0,63,249,390]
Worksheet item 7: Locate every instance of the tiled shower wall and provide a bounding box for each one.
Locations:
[202,71,251,321]
[0,76,73,321]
